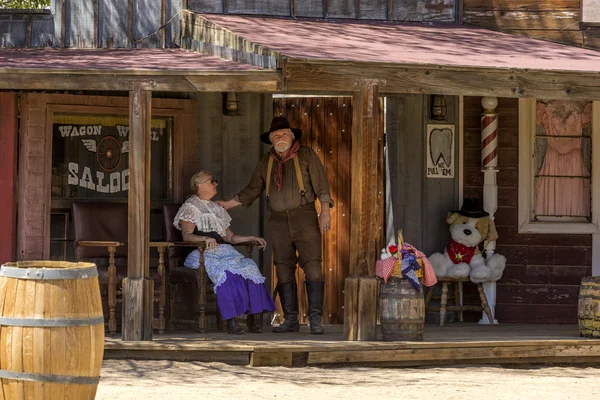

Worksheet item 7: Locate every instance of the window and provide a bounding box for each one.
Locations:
[582,0,600,25]
[50,113,174,260]
[519,99,600,234]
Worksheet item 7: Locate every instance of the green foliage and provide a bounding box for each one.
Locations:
[0,0,50,9]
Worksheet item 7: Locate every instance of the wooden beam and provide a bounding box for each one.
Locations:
[284,60,600,100]
[0,72,279,92]
[161,0,167,48]
[128,0,133,48]
[0,92,18,265]
[344,79,385,341]
[349,79,384,277]
[463,0,580,10]
[185,73,281,92]
[250,351,293,367]
[463,10,580,30]
[123,85,154,341]
[343,276,359,340]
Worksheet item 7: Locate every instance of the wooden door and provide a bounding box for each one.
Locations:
[272,97,352,325]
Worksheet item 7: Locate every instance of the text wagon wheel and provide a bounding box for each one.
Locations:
[96,136,122,172]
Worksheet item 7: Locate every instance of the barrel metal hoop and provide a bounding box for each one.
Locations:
[0,266,98,280]
[0,369,100,385]
[579,295,600,301]
[0,316,105,327]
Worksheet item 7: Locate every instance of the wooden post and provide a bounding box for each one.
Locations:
[0,92,18,265]
[480,96,499,325]
[122,81,156,341]
[344,78,385,341]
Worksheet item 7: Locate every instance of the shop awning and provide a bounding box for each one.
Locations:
[186,13,600,99]
[0,48,279,92]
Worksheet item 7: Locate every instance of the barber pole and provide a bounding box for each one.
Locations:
[480,96,499,325]
[481,103,498,169]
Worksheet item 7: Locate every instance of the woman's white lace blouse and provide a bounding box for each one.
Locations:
[173,196,232,237]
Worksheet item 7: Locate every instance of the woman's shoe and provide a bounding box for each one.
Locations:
[226,318,244,335]
[247,313,263,333]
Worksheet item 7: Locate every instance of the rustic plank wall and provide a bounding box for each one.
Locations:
[0,0,183,48]
[387,94,460,255]
[195,92,269,269]
[463,0,600,49]
[187,0,455,21]
[463,96,592,324]
[99,0,129,48]
[273,96,353,325]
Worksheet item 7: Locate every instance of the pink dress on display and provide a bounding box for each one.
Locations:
[535,101,591,217]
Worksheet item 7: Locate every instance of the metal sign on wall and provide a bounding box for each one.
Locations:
[51,114,171,200]
[426,124,454,179]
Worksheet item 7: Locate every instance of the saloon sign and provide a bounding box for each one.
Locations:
[54,121,164,195]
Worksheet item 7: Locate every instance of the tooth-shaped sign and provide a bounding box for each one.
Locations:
[427,125,454,178]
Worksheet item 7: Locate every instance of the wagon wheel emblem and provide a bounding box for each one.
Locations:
[96,136,122,172]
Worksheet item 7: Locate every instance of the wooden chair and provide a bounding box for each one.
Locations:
[425,277,495,326]
[72,202,169,335]
[162,203,256,332]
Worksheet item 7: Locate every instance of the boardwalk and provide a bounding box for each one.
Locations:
[105,324,600,367]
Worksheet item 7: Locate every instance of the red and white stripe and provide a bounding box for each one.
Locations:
[481,113,498,168]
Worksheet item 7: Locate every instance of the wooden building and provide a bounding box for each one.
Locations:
[1,1,600,341]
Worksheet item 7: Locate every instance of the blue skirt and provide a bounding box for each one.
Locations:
[216,271,276,320]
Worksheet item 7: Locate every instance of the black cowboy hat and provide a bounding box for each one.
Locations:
[261,116,302,144]
[453,197,489,218]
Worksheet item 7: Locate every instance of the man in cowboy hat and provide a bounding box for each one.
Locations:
[218,116,333,334]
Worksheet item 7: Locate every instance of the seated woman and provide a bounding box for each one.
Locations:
[174,170,276,335]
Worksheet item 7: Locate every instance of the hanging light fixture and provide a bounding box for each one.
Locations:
[431,94,447,120]
[223,92,240,115]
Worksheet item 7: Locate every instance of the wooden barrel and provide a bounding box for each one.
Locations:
[379,277,425,341]
[0,261,104,399]
[578,276,600,338]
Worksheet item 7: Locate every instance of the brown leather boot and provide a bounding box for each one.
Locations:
[305,280,325,334]
[247,313,263,333]
[272,281,300,333]
[226,318,244,335]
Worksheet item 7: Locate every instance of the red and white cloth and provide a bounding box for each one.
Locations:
[375,243,437,287]
[375,257,397,283]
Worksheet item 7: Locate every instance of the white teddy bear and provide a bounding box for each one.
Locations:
[429,198,506,283]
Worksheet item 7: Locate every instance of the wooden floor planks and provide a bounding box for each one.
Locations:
[104,324,600,367]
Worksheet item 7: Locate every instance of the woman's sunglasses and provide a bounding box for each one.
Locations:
[202,178,218,185]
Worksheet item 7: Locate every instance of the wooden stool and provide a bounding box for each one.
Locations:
[425,277,495,326]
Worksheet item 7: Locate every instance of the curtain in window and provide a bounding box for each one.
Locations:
[535,100,591,217]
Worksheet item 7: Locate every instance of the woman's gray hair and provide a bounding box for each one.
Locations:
[190,170,212,192]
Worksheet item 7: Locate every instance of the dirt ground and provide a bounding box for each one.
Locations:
[96,360,600,400]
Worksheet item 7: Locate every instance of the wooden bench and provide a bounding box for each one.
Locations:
[72,202,168,335]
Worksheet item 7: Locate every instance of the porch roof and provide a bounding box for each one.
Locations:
[191,13,600,99]
[0,48,263,72]
[0,48,279,92]
[200,14,600,73]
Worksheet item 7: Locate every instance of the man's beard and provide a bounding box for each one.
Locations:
[274,141,291,153]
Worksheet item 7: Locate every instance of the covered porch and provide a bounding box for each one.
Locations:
[3,11,600,342]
